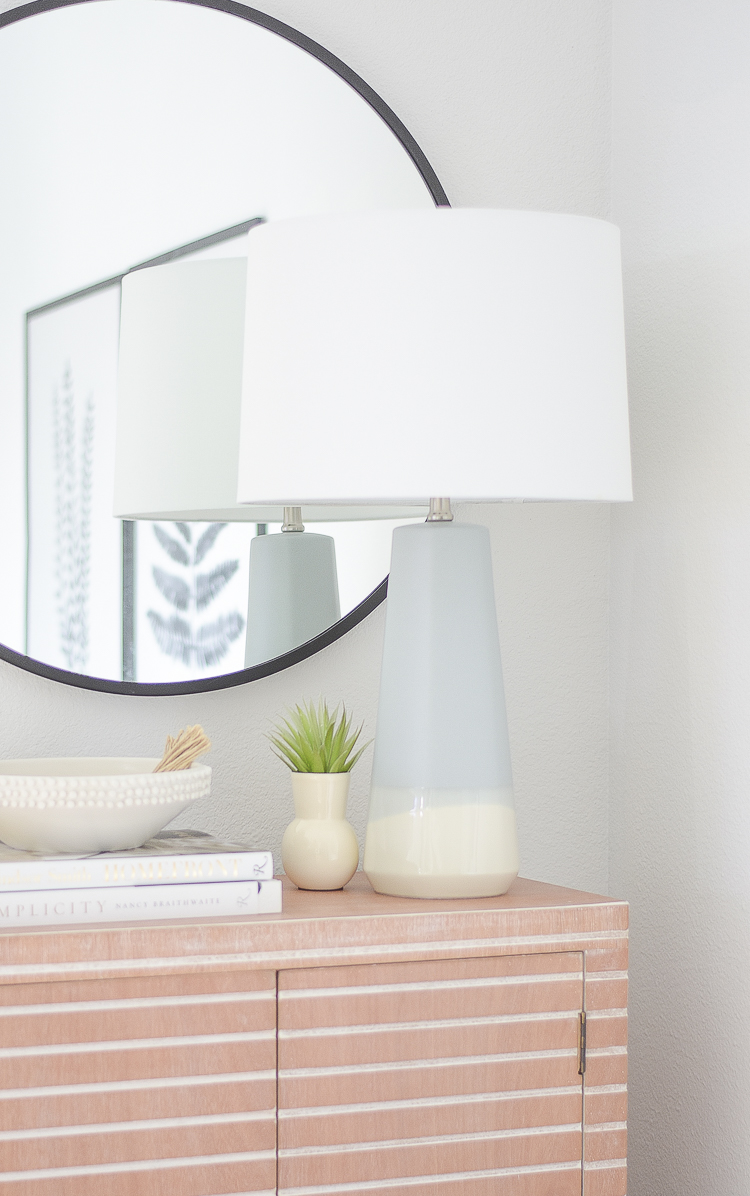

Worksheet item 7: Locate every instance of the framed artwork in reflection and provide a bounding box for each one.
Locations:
[25,221,259,683]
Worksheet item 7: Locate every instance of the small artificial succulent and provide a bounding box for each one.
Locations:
[269,700,370,773]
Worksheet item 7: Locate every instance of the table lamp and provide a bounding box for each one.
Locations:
[114,259,424,666]
[236,207,631,898]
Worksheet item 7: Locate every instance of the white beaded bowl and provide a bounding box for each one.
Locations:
[0,759,211,853]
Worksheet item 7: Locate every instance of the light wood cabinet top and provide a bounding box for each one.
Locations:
[0,874,627,986]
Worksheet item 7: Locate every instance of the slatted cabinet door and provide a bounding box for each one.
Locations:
[0,970,277,1196]
[278,952,584,1196]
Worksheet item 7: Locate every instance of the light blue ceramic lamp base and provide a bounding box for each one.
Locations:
[244,531,340,667]
[363,520,519,898]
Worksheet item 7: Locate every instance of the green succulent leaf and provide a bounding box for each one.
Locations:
[268,699,371,773]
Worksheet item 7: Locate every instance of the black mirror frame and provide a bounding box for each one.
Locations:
[0,0,449,696]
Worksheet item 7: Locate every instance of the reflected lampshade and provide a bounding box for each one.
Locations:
[114,258,425,524]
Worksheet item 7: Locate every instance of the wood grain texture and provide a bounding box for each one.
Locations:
[0,969,275,1004]
[0,1073,276,1130]
[280,1130,585,1187]
[278,952,584,1193]
[272,1170,583,1196]
[280,1055,581,1111]
[279,952,584,991]
[0,1038,275,1090]
[583,1162,628,1196]
[0,1155,276,1196]
[0,875,627,985]
[0,998,274,1048]
[0,970,277,1193]
[584,928,628,1196]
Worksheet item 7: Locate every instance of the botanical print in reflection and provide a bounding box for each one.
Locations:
[148,522,245,668]
[53,363,94,672]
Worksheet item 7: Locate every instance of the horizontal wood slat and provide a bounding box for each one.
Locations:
[587,1012,627,1050]
[280,953,584,991]
[281,1021,580,1071]
[0,1001,275,1048]
[281,1054,579,1108]
[280,1127,584,1187]
[585,1049,627,1089]
[583,947,628,975]
[0,1035,276,1089]
[585,977,627,1012]
[0,970,275,1006]
[584,1160,628,1196]
[280,1089,581,1148]
[0,1153,276,1196]
[584,1124,627,1163]
[0,1072,276,1131]
[0,1115,275,1170]
[280,981,582,1031]
[584,1087,627,1127]
[277,1165,583,1196]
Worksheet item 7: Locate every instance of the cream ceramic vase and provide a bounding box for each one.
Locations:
[281,773,359,890]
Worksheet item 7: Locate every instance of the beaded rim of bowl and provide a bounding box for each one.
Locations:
[0,763,210,812]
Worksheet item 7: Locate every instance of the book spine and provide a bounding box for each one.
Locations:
[0,879,282,927]
[0,851,274,892]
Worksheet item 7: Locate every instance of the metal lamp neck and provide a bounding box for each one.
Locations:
[282,506,305,532]
[426,497,454,523]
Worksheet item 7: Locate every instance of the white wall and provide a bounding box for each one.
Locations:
[0,0,613,889]
[611,1,750,1191]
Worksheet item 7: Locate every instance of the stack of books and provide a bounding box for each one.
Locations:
[0,830,281,927]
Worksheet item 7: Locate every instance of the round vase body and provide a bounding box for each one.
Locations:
[282,773,359,890]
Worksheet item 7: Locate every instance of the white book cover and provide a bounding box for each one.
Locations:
[0,878,283,928]
[0,830,273,892]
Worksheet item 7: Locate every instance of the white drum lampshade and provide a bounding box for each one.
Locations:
[236,208,632,898]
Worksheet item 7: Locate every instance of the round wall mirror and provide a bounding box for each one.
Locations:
[0,0,446,694]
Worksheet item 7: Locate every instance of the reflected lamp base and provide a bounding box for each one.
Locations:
[244,529,340,667]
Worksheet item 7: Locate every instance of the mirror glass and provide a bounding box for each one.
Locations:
[0,0,439,689]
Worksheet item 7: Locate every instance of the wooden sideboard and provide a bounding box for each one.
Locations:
[0,874,627,1196]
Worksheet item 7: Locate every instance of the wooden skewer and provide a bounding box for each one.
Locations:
[154,725,211,772]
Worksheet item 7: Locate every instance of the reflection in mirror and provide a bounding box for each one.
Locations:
[0,0,439,687]
[27,221,421,683]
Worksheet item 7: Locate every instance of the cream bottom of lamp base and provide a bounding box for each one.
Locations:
[363,793,519,899]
